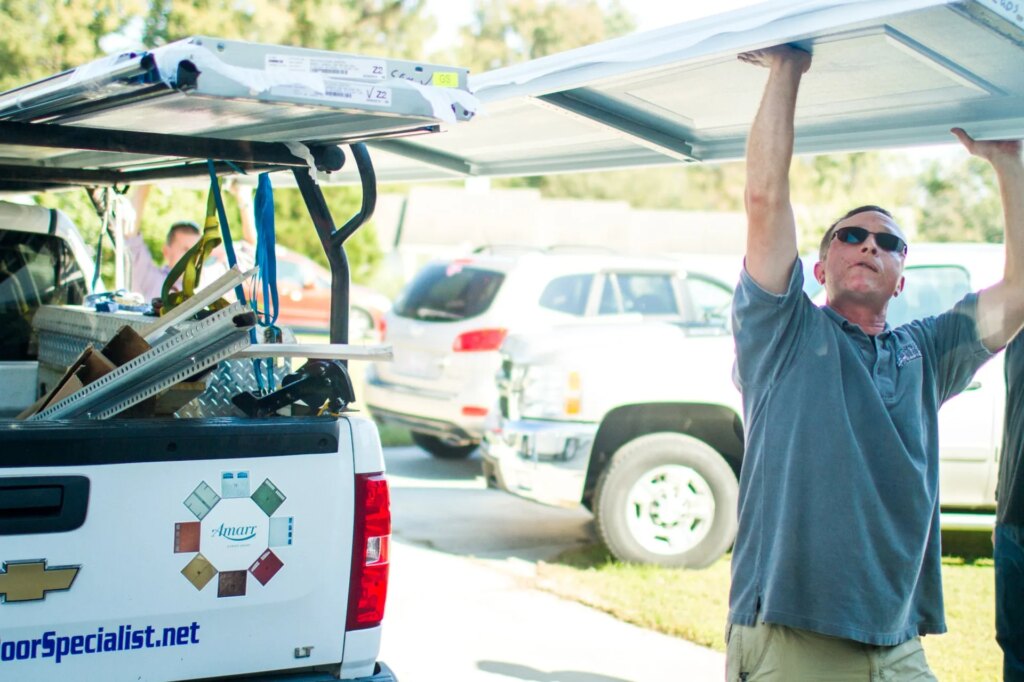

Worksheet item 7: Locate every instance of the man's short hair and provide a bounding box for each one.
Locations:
[818,205,896,262]
[166,221,200,245]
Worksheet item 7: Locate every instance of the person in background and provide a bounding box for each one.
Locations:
[728,43,1024,681]
[997,333,1024,681]
[125,185,201,303]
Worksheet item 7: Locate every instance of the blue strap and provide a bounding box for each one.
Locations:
[206,161,268,391]
[207,160,247,305]
[254,173,279,327]
[253,173,279,390]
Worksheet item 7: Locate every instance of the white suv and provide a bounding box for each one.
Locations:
[364,247,734,458]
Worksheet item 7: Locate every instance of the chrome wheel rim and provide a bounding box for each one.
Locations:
[624,464,715,555]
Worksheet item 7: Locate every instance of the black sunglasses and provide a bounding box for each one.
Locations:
[832,226,907,255]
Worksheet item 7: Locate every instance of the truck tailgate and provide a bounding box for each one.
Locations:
[0,417,360,682]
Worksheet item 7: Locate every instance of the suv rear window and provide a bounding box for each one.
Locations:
[539,274,593,315]
[0,231,88,360]
[394,262,505,322]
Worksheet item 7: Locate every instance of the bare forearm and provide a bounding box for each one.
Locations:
[740,47,810,292]
[996,158,1024,286]
[975,149,1024,350]
[746,63,804,205]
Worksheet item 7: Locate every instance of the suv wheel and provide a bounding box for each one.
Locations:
[594,432,738,568]
[411,432,477,459]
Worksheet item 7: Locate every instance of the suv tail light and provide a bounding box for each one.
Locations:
[347,473,391,630]
[379,317,387,342]
[453,328,507,352]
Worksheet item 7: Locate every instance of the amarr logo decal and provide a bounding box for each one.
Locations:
[209,524,258,542]
[174,471,294,598]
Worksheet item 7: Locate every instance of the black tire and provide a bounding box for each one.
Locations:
[594,432,738,568]
[411,432,478,459]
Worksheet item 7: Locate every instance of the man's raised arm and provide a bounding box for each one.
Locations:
[740,46,811,294]
[954,128,1024,351]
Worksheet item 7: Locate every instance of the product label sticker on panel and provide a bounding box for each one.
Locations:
[265,54,386,81]
[432,72,459,88]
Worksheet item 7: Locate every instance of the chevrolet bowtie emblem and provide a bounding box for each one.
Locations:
[0,559,80,603]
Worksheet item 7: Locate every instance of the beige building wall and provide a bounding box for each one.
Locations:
[369,185,746,287]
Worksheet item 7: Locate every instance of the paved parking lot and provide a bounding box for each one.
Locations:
[379,446,725,681]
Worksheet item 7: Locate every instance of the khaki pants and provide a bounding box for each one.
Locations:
[726,620,938,681]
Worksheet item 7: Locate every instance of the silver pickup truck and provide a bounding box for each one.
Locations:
[483,244,1006,568]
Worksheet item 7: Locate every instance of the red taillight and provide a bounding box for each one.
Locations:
[379,317,387,342]
[347,473,391,630]
[461,405,489,417]
[452,328,507,352]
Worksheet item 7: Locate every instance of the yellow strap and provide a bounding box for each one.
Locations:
[160,186,227,315]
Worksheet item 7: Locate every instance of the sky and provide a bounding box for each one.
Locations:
[425,0,766,53]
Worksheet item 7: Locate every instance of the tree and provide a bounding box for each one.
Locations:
[269,184,384,283]
[915,157,1004,243]
[142,0,434,58]
[788,152,917,251]
[2,1,433,287]
[500,150,928,256]
[0,0,144,90]
[450,0,635,72]
[134,0,435,284]
[511,162,747,214]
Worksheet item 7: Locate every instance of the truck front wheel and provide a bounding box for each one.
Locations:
[594,432,738,568]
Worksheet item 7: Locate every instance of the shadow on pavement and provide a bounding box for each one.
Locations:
[385,445,482,481]
[477,661,633,682]
[384,445,596,564]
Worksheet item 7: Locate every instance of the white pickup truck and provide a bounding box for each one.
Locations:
[0,36,474,682]
[483,244,1006,567]
[0,199,396,681]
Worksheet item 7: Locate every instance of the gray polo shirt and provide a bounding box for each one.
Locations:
[729,259,991,646]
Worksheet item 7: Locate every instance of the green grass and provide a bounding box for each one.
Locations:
[377,422,414,447]
[537,545,731,651]
[925,555,999,681]
[537,534,1000,681]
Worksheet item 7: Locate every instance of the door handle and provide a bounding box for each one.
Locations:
[0,476,89,535]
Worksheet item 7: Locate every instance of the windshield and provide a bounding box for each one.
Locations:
[810,264,973,327]
[886,265,972,327]
[0,230,87,360]
[393,262,505,322]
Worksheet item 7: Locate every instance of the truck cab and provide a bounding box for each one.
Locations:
[0,201,95,416]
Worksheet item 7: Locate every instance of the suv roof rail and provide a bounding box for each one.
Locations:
[471,244,541,255]
[542,244,616,254]
[471,243,618,256]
